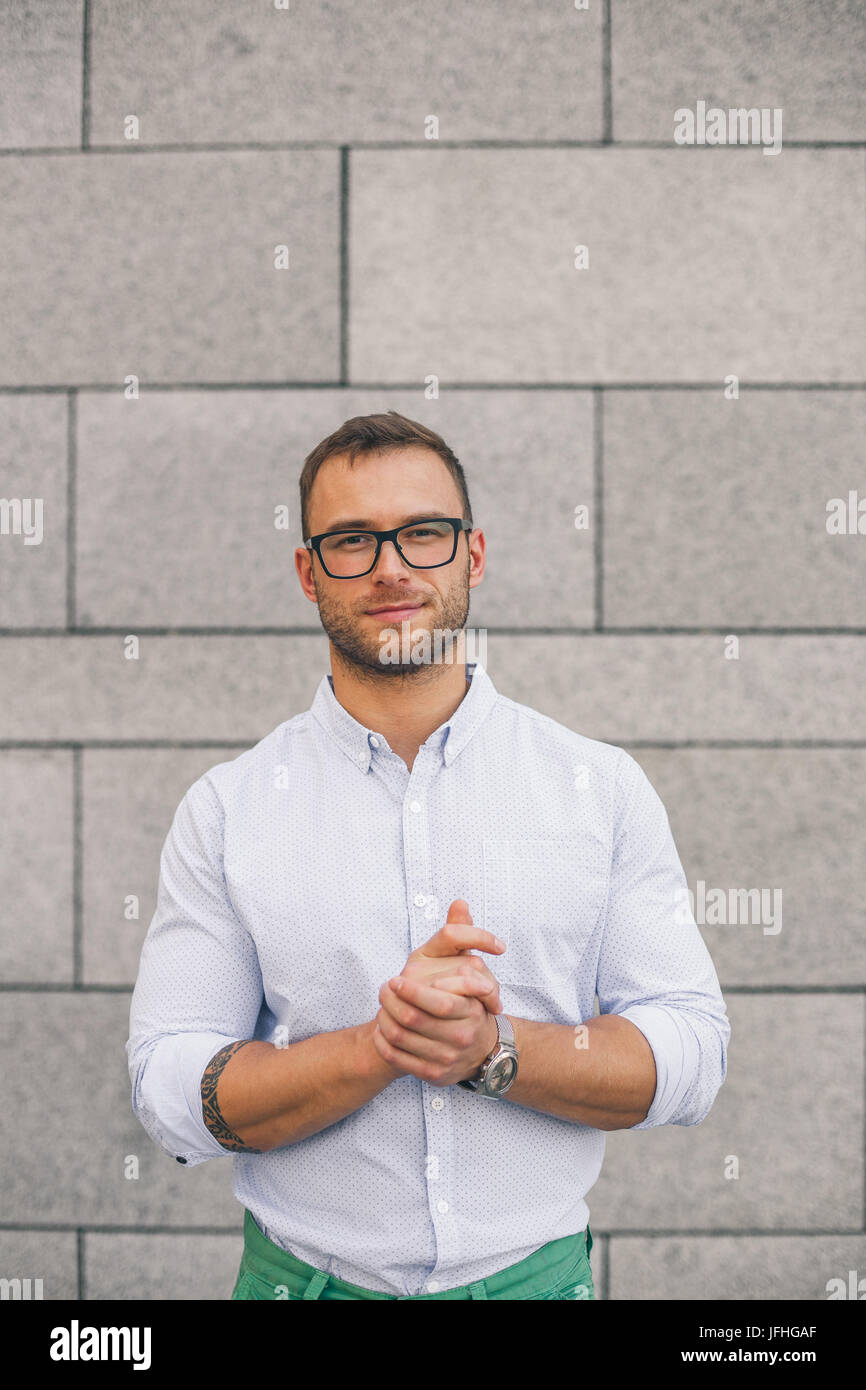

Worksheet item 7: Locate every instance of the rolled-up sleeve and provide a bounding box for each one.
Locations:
[126,771,264,1165]
[596,751,730,1129]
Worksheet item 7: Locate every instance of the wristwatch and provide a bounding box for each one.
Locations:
[457,1013,518,1097]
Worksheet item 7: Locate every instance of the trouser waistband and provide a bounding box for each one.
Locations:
[234,1208,593,1300]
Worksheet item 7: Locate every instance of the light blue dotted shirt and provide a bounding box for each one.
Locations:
[127,661,729,1296]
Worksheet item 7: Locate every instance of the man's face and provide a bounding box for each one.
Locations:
[296,446,484,678]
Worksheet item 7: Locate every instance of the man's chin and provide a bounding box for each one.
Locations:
[370,651,440,675]
[328,639,439,677]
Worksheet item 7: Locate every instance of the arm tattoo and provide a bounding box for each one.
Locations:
[201,1041,264,1153]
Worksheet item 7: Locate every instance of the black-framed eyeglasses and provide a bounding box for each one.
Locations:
[305,517,473,579]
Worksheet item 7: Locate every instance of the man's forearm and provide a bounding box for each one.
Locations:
[504,1014,657,1130]
[201,1021,396,1152]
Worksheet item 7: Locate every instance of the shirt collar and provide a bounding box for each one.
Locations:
[310,661,498,772]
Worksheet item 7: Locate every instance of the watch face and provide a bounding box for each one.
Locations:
[487,1056,516,1093]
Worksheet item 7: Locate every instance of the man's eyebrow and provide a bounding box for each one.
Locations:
[321,511,454,532]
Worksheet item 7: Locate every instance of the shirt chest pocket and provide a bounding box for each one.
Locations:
[482,835,608,988]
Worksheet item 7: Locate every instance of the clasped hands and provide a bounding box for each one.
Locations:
[371,898,506,1087]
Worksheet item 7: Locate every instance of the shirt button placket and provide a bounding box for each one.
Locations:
[405,778,430,952]
[406,759,454,1288]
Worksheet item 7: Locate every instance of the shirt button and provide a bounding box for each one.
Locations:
[414,893,426,907]
[409,800,422,813]
[427,1280,440,1293]
[431,1096,444,1111]
[357,750,366,762]
[437,1200,449,1214]
[369,735,379,747]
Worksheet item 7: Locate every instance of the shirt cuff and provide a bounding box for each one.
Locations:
[130,1032,247,1165]
[615,1004,702,1129]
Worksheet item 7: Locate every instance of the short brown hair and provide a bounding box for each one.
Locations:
[298,410,473,541]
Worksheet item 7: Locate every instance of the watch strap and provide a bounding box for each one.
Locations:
[458,1012,515,1091]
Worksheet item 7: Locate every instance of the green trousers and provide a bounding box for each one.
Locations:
[231,1208,594,1300]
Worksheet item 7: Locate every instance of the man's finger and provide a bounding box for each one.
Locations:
[430,973,503,1013]
[372,1023,442,1081]
[382,972,500,1024]
[418,921,505,959]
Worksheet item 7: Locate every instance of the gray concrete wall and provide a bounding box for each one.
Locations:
[0,1,864,1301]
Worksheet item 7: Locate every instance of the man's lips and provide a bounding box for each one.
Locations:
[366,602,426,616]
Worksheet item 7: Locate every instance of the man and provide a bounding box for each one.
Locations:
[127,410,730,1301]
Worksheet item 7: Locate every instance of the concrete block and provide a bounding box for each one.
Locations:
[0,751,73,983]
[589,994,863,1232]
[350,149,865,383]
[88,0,603,144]
[0,1229,77,1300]
[604,391,866,627]
[0,152,340,385]
[609,1234,866,1301]
[613,0,866,143]
[84,1231,241,1301]
[83,747,245,985]
[0,1,83,149]
[0,394,68,627]
[75,388,594,628]
[0,993,241,1225]
[0,635,864,742]
[626,748,866,987]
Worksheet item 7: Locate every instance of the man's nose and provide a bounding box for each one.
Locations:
[370,538,413,576]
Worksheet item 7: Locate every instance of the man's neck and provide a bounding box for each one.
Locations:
[329,652,472,773]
